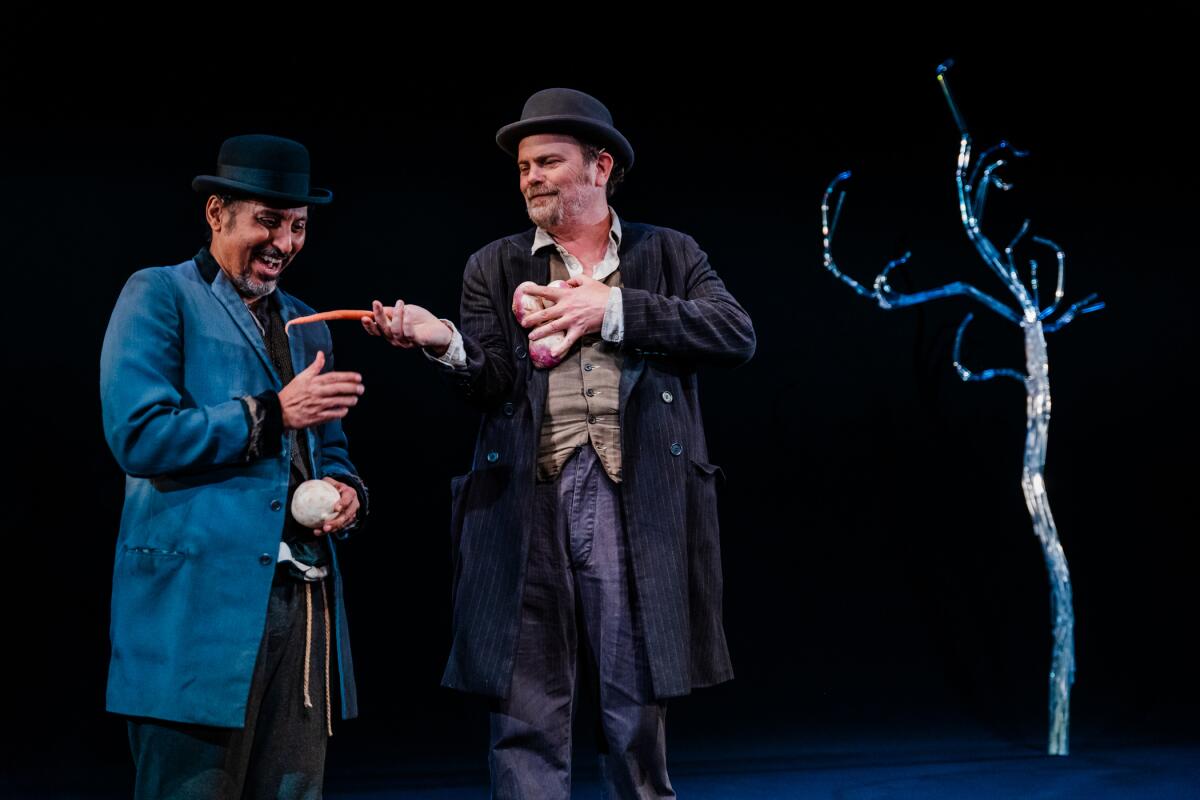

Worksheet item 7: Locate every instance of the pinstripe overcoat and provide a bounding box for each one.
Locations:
[439,222,755,700]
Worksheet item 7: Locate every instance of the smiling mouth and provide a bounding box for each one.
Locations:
[254,253,285,274]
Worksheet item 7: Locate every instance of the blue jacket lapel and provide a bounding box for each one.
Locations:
[205,263,281,386]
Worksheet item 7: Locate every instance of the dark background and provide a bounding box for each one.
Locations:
[3,11,1196,791]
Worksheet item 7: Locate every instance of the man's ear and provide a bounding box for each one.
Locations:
[594,150,615,188]
[205,195,225,234]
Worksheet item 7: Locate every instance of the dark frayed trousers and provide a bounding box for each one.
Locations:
[127,571,331,800]
[490,445,675,799]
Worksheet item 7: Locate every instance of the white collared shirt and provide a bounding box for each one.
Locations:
[429,207,625,370]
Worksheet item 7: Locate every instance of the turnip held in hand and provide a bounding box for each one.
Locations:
[513,280,571,368]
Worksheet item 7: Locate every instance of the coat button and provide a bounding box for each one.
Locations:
[588,415,597,424]
[270,499,282,511]
[670,442,683,456]
[661,391,674,403]
[584,363,594,372]
[515,345,527,359]
[585,387,595,397]
[503,402,515,416]
[487,451,500,463]
[259,553,273,566]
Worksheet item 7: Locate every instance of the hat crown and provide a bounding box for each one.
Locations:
[495,87,635,171]
[193,133,332,205]
[217,134,311,174]
[521,88,613,125]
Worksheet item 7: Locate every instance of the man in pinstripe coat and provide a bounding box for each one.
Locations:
[366,88,754,798]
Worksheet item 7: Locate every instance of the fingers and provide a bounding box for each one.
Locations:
[390,300,405,335]
[319,512,351,535]
[282,359,364,429]
[299,388,362,426]
[303,350,327,373]
[523,284,567,302]
[310,406,352,425]
[371,300,395,340]
[316,484,359,534]
[551,327,581,359]
[513,281,539,316]
[328,497,359,532]
[401,303,416,339]
[314,369,362,381]
[371,300,388,329]
[368,300,416,348]
[310,382,365,399]
[529,317,569,341]
[390,300,416,348]
[362,305,381,336]
[521,302,566,330]
[311,370,363,383]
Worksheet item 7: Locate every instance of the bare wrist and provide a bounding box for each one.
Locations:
[425,320,454,357]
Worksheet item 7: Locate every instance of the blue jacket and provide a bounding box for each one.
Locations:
[100,251,359,728]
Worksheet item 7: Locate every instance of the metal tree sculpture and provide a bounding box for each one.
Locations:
[820,61,1103,756]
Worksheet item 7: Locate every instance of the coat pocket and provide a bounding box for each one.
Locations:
[685,459,732,685]
[689,460,725,485]
[448,472,472,601]
[122,544,187,560]
[111,545,190,665]
[685,460,724,578]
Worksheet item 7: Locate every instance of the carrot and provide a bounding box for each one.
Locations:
[285,310,375,333]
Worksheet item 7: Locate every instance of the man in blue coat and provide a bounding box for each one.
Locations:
[101,134,367,798]
[365,89,755,799]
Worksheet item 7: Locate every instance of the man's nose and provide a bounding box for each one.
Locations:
[271,228,297,253]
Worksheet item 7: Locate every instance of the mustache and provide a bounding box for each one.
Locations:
[524,189,558,201]
[255,246,288,260]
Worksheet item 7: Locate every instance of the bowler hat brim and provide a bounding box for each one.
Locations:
[496,116,635,171]
[192,175,333,207]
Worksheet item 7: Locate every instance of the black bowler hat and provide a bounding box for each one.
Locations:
[496,88,635,171]
[192,134,333,206]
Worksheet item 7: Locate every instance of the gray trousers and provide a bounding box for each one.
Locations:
[127,571,331,800]
[490,445,675,799]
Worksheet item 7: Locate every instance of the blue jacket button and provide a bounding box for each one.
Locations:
[487,451,500,463]
[670,442,683,456]
[515,345,527,359]
[661,391,674,403]
[270,500,282,511]
[503,402,515,416]
[259,553,273,566]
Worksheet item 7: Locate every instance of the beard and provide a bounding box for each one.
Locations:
[230,246,287,299]
[524,167,595,228]
[525,190,564,228]
[230,270,277,299]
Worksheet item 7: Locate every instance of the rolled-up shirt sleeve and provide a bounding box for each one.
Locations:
[601,287,624,344]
